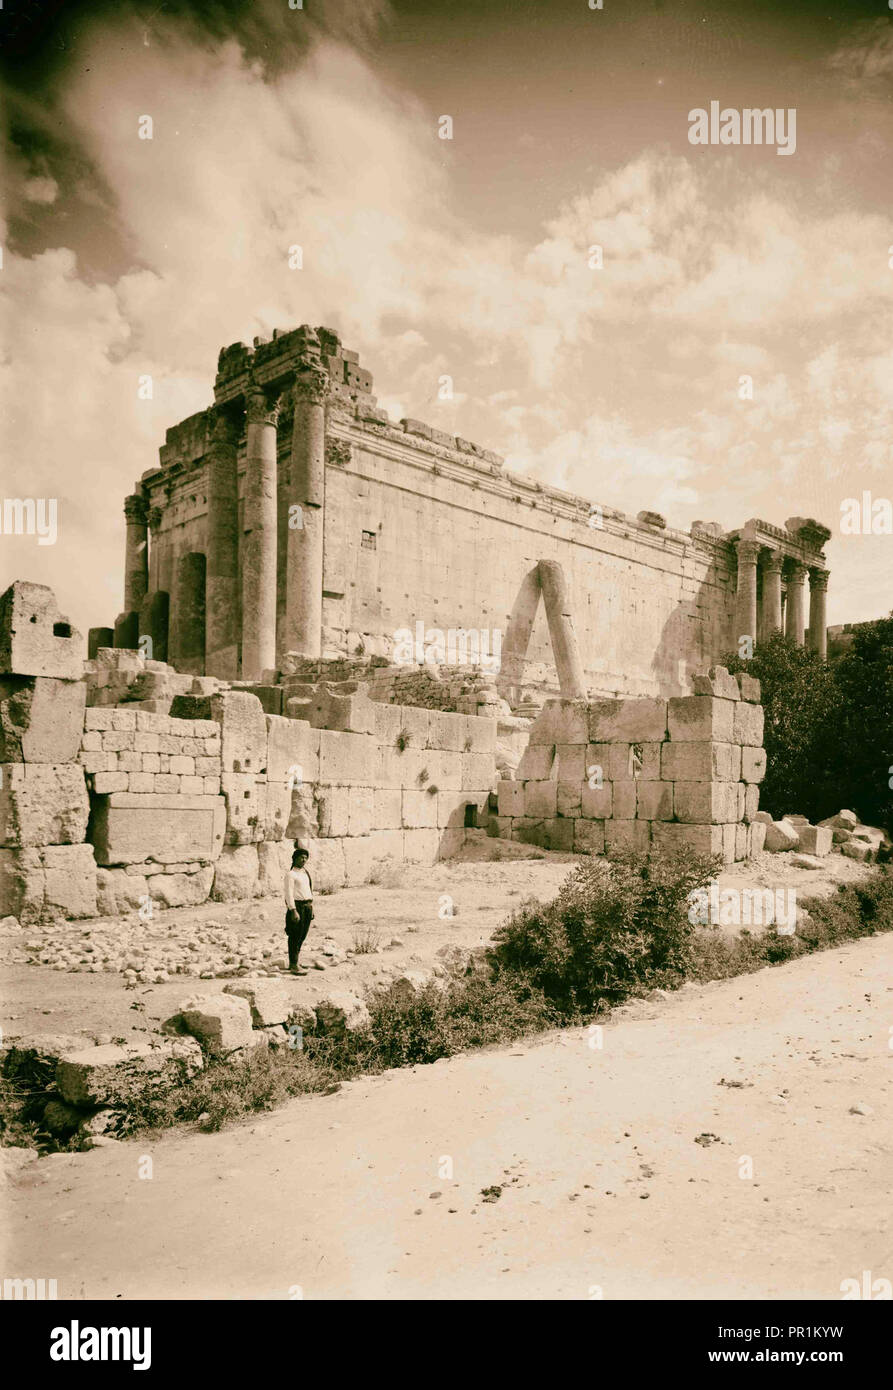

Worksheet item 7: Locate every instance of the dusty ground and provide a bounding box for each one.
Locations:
[0,839,872,1042]
[6,929,891,1300]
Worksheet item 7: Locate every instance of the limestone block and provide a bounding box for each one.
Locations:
[368,827,404,862]
[402,829,440,863]
[586,743,633,782]
[314,990,371,1036]
[402,788,438,830]
[741,747,767,784]
[211,844,259,901]
[465,716,496,755]
[652,822,724,858]
[705,666,740,700]
[0,582,82,680]
[0,677,86,763]
[517,744,556,781]
[796,825,832,857]
[733,701,764,748]
[744,785,760,822]
[342,835,375,886]
[841,840,873,862]
[264,715,319,786]
[461,751,494,790]
[737,783,746,821]
[372,702,402,745]
[0,764,89,847]
[613,781,637,820]
[735,824,748,861]
[819,810,858,830]
[556,780,582,818]
[42,844,98,918]
[56,1037,203,1106]
[589,697,667,744]
[764,818,799,852]
[427,749,462,792]
[316,785,351,837]
[736,672,761,702]
[752,810,773,824]
[224,979,301,1027]
[91,792,225,866]
[668,696,734,743]
[748,822,767,856]
[373,787,402,830]
[581,780,612,819]
[398,705,429,748]
[96,867,148,916]
[426,710,467,751]
[348,787,374,837]
[497,780,525,818]
[491,816,513,840]
[0,847,44,921]
[173,994,255,1052]
[318,729,376,785]
[256,839,292,896]
[605,819,651,854]
[574,820,605,855]
[530,699,589,745]
[221,773,265,845]
[150,867,214,909]
[93,772,129,794]
[308,685,376,735]
[208,691,267,775]
[673,782,739,825]
[524,780,557,818]
[307,837,346,891]
[554,744,585,783]
[660,741,736,782]
[285,783,317,840]
[722,824,737,864]
[636,781,673,821]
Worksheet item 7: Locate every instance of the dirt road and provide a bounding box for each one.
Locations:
[7,933,892,1300]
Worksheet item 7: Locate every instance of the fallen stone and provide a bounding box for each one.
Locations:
[223,979,299,1027]
[314,990,371,1035]
[764,818,799,852]
[169,993,255,1051]
[819,810,858,830]
[56,1036,203,1106]
[796,825,832,857]
[841,840,872,862]
[789,853,823,870]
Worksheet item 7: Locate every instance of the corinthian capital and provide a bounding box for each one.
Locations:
[124,493,148,526]
[293,360,329,407]
[736,539,761,567]
[809,568,829,591]
[246,389,281,428]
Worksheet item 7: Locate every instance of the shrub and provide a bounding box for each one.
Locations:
[491,847,719,1012]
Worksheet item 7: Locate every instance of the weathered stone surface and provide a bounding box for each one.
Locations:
[733,701,764,748]
[589,697,667,744]
[741,746,767,783]
[149,866,214,909]
[789,852,823,870]
[530,700,589,746]
[224,979,300,1027]
[706,666,740,700]
[651,822,724,858]
[673,782,738,825]
[497,780,525,817]
[306,836,346,891]
[667,696,734,743]
[1,845,96,922]
[0,763,88,847]
[211,844,259,901]
[56,1036,202,1106]
[91,792,225,865]
[221,772,265,845]
[342,835,376,886]
[574,819,605,855]
[308,684,376,735]
[524,780,557,818]
[0,677,86,763]
[516,744,556,780]
[265,714,320,784]
[256,839,292,896]
[314,990,371,1035]
[605,819,651,853]
[841,840,872,862]
[796,825,832,857]
[660,741,736,782]
[318,729,376,785]
[764,818,799,852]
[636,781,673,820]
[0,582,82,680]
[819,810,859,831]
[748,821,767,856]
[209,691,267,774]
[581,780,613,818]
[96,867,148,916]
[170,993,255,1051]
[736,672,761,703]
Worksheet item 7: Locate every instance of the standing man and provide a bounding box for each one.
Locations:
[284,844,314,976]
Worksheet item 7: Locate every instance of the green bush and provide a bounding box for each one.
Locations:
[491,847,719,1012]
[831,616,893,834]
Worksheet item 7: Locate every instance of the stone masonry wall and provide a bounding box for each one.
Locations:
[493,667,766,865]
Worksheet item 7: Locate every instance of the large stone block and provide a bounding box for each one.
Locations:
[613,781,636,820]
[764,818,798,852]
[556,780,582,818]
[402,788,438,829]
[744,785,760,822]
[318,729,376,785]
[264,715,319,784]
[427,710,467,752]
[605,819,651,854]
[224,979,302,1028]
[460,751,494,791]
[530,699,588,745]
[373,787,402,829]
[256,839,292,896]
[307,837,346,891]
[368,827,404,862]
[667,696,734,743]
[342,835,376,886]
[465,715,497,755]
[92,792,225,866]
[517,744,556,780]
[56,1037,202,1106]
[733,701,764,748]
[636,781,673,821]
[660,741,736,782]
[497,780,525,818]
[211,844,259,901]
[398,705,429,748]
[741,746,767,784]
[651,822,724,858]
[308,684,376,735]
[348,786,374,837]
[736,672,761,703]
[748,822,767,856]
[0,764,89,847]
[402,828,440,862]
[209,691,267,774]
[524,780,557,818]
[0,676,86,763]
[316,785,351,838]
[150,867,214,909]
[673,782,739,825]
[589,697,667,744]
[372,702,402,745]
[173,993,254,1052]
[2,843,97,922]
[574,819,605,855]
[96,866,149,916]
[586,743,635,782]
[796,824,832,857]
[581,780,613,819]
[555,744,585,783]
[0,582,82,680]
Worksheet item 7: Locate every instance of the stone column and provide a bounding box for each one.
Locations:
[761,550,784,637]
[536,559,586,699]
[284,359,328,659]
[808,569,829,658]
[785,561,808,646]
[172,552,206,674]
[205,407,241,678]
[241,389,280,681]
[123,494,149,613]
[734,540,760,649]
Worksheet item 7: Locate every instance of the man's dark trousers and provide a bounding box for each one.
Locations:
[285,903,313,968]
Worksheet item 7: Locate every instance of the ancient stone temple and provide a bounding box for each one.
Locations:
[98,325,832,701]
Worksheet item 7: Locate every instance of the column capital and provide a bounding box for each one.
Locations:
[763,549,785,574]
[146,505,164,533]
[246,389,281,428]
[809,568,829,591]
[736,539,761,566]
[788,560,809,582]
[293,358,329,406]
[124,493,148,525]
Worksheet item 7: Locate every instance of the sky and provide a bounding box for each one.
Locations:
[1,0,892,639]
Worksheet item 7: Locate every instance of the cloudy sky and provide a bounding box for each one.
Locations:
[1,0,891,639]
